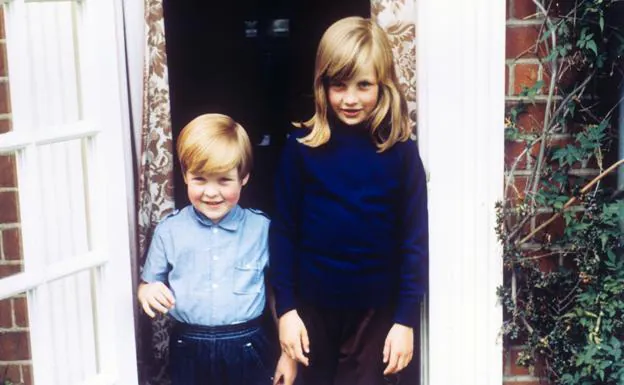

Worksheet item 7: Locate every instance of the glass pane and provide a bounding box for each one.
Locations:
[24,1,82,128]
[0,292,34,385]
[0,153,23,279]
[46,270,97,384]
[37,139,89,265]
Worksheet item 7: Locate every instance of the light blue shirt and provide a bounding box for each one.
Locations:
[141,205,270,326]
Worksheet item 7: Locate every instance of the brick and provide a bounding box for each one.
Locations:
[505,175,529,204]
[0,8,5,40]
[2,228,23,261]
[0,330,31,360]
[505,65,510,95]
[0,154,17,188]
[506,26,542,59]
[0,191,19,223]
[0,364,21,384]
[516,103,546,133]
[505,139,539,170]
[0,43,7,78]
[533,213,566,243]
[0,118,11,134]
[13,297,28,327]
[0,298,11,328]
[509,348,532,375]
[0,264,21,279]
[513,0,538,19]
[0,81,11,114]
[22,363,33,385]
[513,63,539,95]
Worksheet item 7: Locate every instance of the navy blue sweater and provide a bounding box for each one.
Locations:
[269,122,428,328]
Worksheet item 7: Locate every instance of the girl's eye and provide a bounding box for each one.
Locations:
[358,81,374,88]
[330,81,346,89]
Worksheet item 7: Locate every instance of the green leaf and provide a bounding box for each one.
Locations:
[586,40,598,56]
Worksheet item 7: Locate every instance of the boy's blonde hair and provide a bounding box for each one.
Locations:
[297,16,411,153]
[177,113,252,179]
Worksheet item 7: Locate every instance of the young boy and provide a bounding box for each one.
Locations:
[138,113,296,385]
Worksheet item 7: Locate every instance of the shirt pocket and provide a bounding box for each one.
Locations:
[233,261,263,295]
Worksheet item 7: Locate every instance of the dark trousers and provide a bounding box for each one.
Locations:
[298,304,420,385]
[169,317,277,385]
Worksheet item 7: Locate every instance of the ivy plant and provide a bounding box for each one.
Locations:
[499,0,624,384]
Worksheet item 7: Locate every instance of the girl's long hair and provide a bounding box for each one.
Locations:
[297,16,411,152]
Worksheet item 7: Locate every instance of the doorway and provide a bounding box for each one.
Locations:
[163,0,370,216]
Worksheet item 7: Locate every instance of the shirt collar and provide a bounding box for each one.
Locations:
[191,205,242,231]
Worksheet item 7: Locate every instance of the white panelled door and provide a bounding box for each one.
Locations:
[0,0,138,384]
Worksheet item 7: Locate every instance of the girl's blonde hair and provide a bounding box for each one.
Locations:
[297,16,411,152]
[177,113,252,179]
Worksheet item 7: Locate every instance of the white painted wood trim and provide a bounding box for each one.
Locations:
[0,121,98,153]
[0,252,107,298]
[79,0,139,383]
[416,1,505,384]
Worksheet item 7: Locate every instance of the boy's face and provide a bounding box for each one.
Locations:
[327,61,379,126]
[184,168,248,223]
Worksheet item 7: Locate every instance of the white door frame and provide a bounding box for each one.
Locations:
[416,1,506,384]
[0,0,139,383]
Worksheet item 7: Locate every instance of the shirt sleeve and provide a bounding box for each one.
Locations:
[394,139,429,328]
[269,133,303,318]
[140,224,170,283]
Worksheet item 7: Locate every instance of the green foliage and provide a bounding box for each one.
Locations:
[500,1,624,384]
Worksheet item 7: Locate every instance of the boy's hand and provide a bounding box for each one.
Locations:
[382,323,413,375]
[278,310,310,366]
[137,282,175,318]
[273,352,298,385]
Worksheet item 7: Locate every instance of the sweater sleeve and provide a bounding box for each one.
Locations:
[394,139,429,328]
[269,133,303,317]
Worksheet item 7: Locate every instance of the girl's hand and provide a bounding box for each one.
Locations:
[137,282,175,318]
[273,352,298,385]
[278,310,310,366]
[382,323,414,375]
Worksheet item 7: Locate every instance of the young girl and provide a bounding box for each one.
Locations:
[269,16,428,385]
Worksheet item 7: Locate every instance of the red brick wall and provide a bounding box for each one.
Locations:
[0,7,33,385]
[504,1,544,384]
[504,1,604,384]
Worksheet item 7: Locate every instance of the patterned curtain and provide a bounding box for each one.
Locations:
[137,0,175,384]
[371,0,418,133]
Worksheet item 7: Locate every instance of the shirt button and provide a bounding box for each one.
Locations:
[212,283,218,289]
[213,256,219,261]
[212,228,218,234]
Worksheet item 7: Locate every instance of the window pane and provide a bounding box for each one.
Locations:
[37,139,89,265]
[0,292,34,385]
[23,1,82,128]
[47,270,97,384]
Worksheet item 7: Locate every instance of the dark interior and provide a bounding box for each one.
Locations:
[163,0,370,216]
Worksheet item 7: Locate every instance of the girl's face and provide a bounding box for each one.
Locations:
[327,63,379,126]
[184,168,248,223]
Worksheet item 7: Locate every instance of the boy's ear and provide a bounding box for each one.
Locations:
[241,173,250,186]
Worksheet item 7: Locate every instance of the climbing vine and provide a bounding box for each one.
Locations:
[499,0,624,384]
